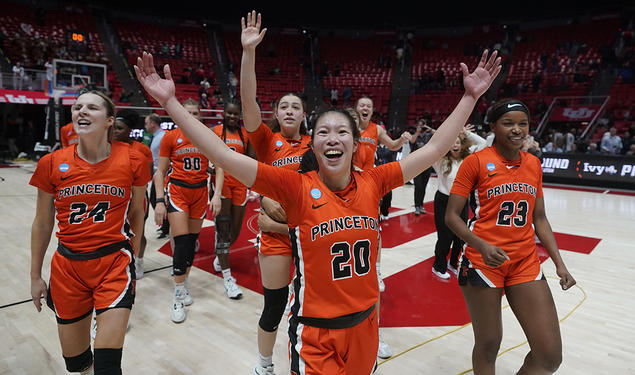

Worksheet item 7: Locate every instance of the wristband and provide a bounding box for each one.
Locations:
[156,198,165,204]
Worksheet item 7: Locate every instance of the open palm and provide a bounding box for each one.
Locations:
[241,10,267,49]
[134,52,175,106]
[461,50,502,100]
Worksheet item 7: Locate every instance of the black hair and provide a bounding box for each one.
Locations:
[115,108,140,129]
[221,99,248,155]
[487,99,530,124]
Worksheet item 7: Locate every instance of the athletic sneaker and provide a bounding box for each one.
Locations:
[171,300,186,323]
[135,257,144,280]
[213,257,221,273]
[447,262,459,276]
[421,207,427,214]
[377,333,393,359]
[414,206,421,215]
[432,267,450,280]
[182,287,193,306]
[377,270,386,292]
[253,364,275,375]
[224,276,243,299]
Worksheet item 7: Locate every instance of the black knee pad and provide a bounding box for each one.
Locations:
[94,348,122,375]
[172,234,190,276]
[258,286,289,332]
[186,233,199,267]
[63,346,93,373]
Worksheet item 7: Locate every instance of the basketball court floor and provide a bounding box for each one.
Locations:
[1,162,633,374]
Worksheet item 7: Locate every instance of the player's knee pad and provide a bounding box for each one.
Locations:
[214,215,231,255]
[258,286,289,332]
[93,348,122,375]
[172,234,190,276]
[185,233,199,267]
[63,346,93,373]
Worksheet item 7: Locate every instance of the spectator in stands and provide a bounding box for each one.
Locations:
[200,93,209,109]
[408,119,434,215]
[565,127,576,152]
[626,144,635,156]
[586,142,600,154]
[621,130,633,155]
[601,127,622,154]
[342,86,353,106]
[12,62,25,90]
[330,88,338,106]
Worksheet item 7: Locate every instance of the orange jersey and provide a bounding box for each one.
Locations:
[353,121,379,170]
[131,140,153,167]
[29,141,152,253]
[451,146,544,265]
[60,122,78,148]
[251,162,403,319]
[212,124,250,187]
[159,128,210,185]
[247,123,311,255]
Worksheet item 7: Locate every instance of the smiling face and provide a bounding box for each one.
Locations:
[312,111,358,181]
[355,97,373,126]
[223,102,241,130]
[491,111,529,155]
[71,93,114,137]
[113,119,131,142]
[275,94,305,138]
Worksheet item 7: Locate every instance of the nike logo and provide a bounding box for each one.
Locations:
[311,202,328,209]
[487,173,497,177]
[507,103,523,109]
[60,175,72,181]
[506,165,515,169]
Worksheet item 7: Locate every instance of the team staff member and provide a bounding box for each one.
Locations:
[154,99,211,323]
[210,100,256,299]
[134,39,500,373]
[144,113,169,239]
[240,16,312,374]
[113,109,154,279]
[446,99,576,375]
[60,121,78,148]
[30,91,151,374]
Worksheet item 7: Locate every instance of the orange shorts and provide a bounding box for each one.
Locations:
[220,179,247,206]
[166,181,208,219]
[256,231,292,257]
[47,245,135,324]
[289,308,378,375]
[458,250,544,288]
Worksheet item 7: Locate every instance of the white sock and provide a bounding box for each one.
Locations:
[222,268,232,280]
[258,353,273,367]
[80,365,94,375]
[174,282,186,298]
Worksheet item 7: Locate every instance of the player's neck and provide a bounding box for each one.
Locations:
[318,169,351,192]
[77,137,111,164]
[359,121,369,131]
[494,143,520,161]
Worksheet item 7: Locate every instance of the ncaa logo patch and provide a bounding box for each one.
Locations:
[275,140,283,147]
[177,138,183,143]
[59,163,70,172]
[310,188,322,199]
[486,162,495,171]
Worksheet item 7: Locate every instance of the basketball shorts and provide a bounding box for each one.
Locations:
[47,245,135,324]
[256,231,292,257]
[165,182,208,219]
[458,250,545,288]
[289,308,378,375]
[220,179,247,207]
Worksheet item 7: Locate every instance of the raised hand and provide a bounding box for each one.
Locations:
[241,10,267,50]
[461,50,502,100]
[133,52,175,107]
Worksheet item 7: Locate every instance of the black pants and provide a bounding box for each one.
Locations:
[433,191,467,273]
[414,167,432,208]
[150,181,170,235]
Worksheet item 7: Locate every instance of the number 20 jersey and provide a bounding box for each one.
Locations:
[29,141,152,253]
[451,146,544,267]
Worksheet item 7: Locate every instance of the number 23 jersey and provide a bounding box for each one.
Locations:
[451,146,544,266]
[29,141,152,253]
[251,162,403,319]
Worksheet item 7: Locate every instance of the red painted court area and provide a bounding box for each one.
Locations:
[158,200,601,328]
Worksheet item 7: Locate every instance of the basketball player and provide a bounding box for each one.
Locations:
[210,100,256,299]
[60,121,78,148]
[134,40,501,374]
[446,99,576,374]
[153,99,215,323]
[30,90,151,374]
[240,15,312,374]
[113,109,154,279]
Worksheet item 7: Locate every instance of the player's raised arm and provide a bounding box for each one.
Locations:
[134,52,258,188]
[240,10,267,132]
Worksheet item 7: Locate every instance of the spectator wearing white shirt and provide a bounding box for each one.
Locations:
[601,127,622,154]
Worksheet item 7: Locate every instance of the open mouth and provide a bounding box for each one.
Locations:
[77,119,91,127]
[325,150,344,160]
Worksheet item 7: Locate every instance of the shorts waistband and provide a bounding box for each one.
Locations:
[57,240,131,260]
[168,178,207,189]
[297,304,375,329]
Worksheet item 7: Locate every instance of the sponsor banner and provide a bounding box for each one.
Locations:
[550,105,601,122]
[0,89,77,105]
[541,153,635,190]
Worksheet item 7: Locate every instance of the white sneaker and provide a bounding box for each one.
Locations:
[377,333,392,359]
[447,262,458,276]
[213,257,221,273]
[224,276,243,299]
[171,300,186,323]
[432,267,450,280]
[135,257,144,280]
[91,313,97,340]
[253,364,275,375]
[183,287,193,306]
[377,271,386,292]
